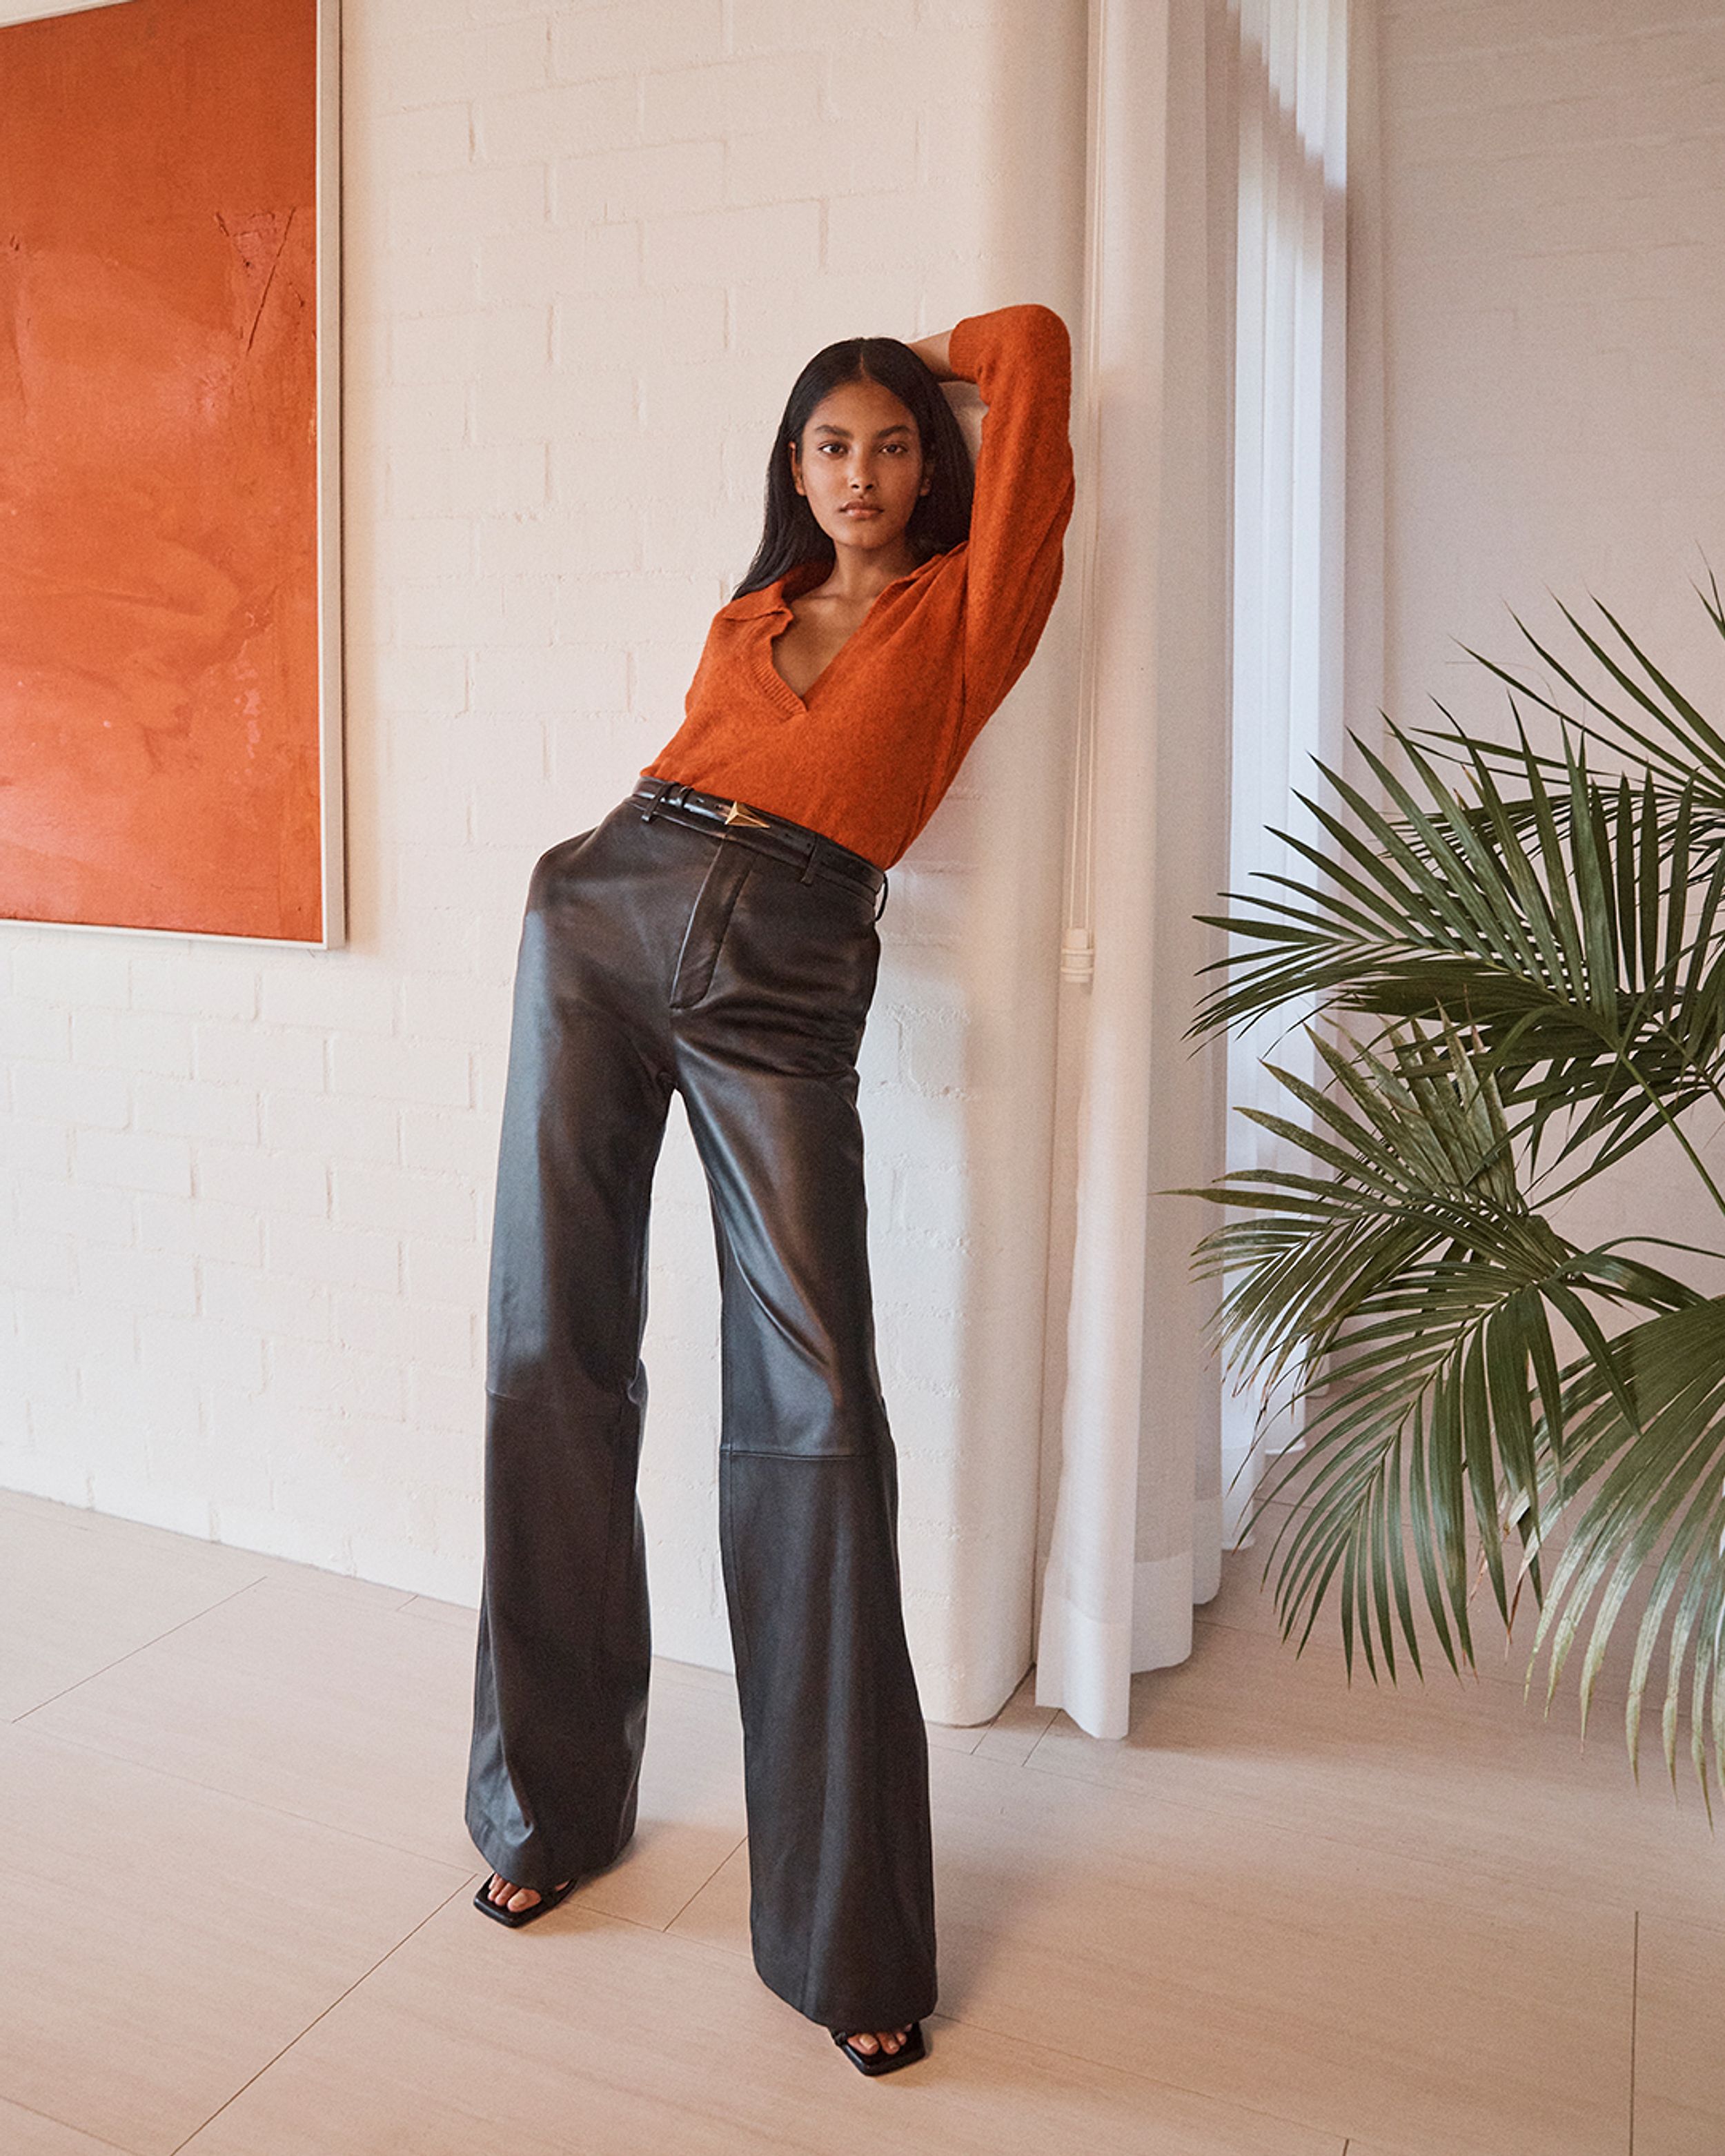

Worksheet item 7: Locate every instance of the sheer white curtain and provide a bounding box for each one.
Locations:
[1035,0,1361,1741]
[1220,0,1352,1519]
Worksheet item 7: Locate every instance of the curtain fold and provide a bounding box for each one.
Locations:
[1034,0,1174,1743]
[1036,0,1359,1741]
[1221,0,1352,1515]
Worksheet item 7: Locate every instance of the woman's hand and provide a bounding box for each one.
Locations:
[904,329,954,381]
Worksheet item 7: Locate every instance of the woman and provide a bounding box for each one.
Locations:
[464,303,1075,2076]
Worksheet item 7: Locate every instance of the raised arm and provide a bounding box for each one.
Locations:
[904,328,954,381]
[938,304,1075,724]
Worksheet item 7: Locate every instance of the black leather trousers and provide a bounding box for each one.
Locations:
[465,777,938,2033]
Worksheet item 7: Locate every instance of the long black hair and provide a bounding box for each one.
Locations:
[731,337,975,600]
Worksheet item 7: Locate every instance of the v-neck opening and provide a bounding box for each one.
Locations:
[760,554,943,713]
[765,610,845,713]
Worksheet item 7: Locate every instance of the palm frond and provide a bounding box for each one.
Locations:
[1192,714,1725,1194]
[1450,571,1725,806]
[1532,1298,1725,1797]
[1187,576,1725,1789]
[1184,1028,1696,1681]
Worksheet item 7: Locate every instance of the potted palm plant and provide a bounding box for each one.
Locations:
[1191,572,1725,1796]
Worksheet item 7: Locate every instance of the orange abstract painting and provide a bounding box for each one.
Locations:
[0,0,335,942]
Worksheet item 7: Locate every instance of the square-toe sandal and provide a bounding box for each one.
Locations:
[831,2021,927,2077]
[472,1873,578,1928]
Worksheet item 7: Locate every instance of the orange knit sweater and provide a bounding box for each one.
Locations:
[640,302,1076,871]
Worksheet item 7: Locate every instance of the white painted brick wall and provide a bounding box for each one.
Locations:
[0,0,1086,1722]
[1381,1,1725,711]
[1378,1,1725,1274]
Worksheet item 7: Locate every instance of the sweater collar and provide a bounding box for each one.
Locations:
[718,580,798,620]
[718,550,947,620]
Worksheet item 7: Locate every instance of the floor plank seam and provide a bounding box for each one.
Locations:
[923,1996,1360,2144]
[658,1832,747,1932]
[1007,1745,1706,1929]
[1192,1608,1621,1696]
[1628,1908,1639,2156]
[8,1502,1702,2153]
[8,1574,278,1725]
[1018,1713,1057,1769]
[560,1885,738,1941]
[1,2088,146,2156]
[164,1872,480,2156]
[3,1717,481,1883]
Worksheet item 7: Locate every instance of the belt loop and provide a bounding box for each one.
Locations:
[800,838,819,884]
[874,869,889,923]
[639,781,658,822]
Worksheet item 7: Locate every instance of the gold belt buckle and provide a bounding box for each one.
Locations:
[723,799,771,829]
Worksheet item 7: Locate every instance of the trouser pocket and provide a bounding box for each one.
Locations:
[669,843,752,1010]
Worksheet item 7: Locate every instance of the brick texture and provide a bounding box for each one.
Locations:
[0,0,1085,1715]
[1378,1,1725,1286]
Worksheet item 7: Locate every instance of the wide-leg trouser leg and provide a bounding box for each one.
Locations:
[466,800,937,2031]
[466,829,673,1892]
[676,1033,937,2031]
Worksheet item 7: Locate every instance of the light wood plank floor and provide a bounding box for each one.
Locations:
[2,1485,1717,2156]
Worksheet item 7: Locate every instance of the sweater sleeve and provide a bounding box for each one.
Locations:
[945,301,1076,729]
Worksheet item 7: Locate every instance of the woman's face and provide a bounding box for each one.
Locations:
[789,377,931,560]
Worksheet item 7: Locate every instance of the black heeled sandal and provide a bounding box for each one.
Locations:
[831,2020,927,2076]
[472,1872,578,1928]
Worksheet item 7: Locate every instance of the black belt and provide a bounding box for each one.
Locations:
[630,777,889,916]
